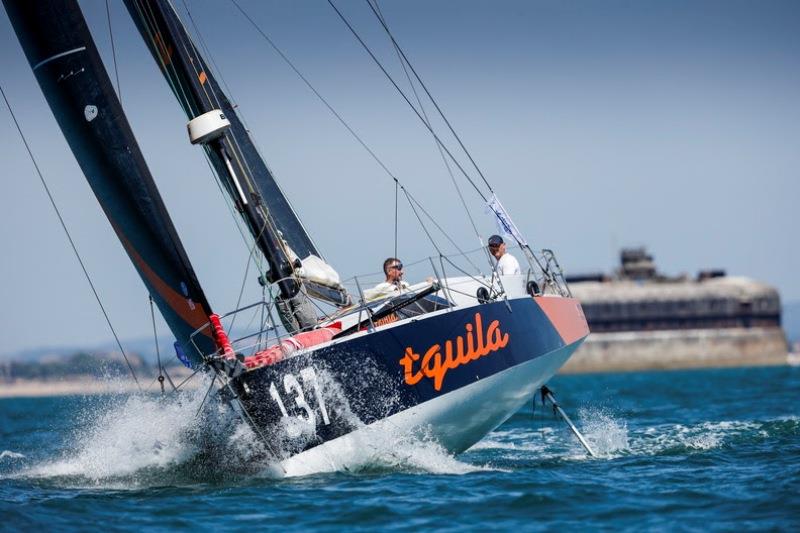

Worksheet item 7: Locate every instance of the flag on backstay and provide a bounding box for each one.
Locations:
[486,194,528,246]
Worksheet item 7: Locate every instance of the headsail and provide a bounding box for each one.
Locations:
[3,0,216,360]
[123,0,349,310]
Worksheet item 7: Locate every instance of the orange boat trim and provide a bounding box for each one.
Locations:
[534,296,589,345]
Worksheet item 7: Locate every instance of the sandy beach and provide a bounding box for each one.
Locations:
[0,371,201,398]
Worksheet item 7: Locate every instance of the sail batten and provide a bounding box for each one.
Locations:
[3,0,216,361]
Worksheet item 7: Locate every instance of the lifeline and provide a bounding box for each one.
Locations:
[399,312,510,391]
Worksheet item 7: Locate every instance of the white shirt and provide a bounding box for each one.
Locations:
[363,280,410,301]
[495,253,521,275]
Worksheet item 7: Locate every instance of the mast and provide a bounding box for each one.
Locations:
[3,0,216,361]
[123,0,349,332]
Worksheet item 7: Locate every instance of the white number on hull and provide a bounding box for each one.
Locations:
[269,366,330,437]
[284,373,315,427]
[268,382,289,417]
[300,366,330,425]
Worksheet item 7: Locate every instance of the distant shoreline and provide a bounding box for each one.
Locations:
[1,356,796,399]
[0,375,200,399]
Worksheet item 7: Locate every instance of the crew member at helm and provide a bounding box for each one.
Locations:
[364,257,410,300]
[488,235,521,275]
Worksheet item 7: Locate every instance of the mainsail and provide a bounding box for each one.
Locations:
[3,0,216,360]
[122,0,349,313]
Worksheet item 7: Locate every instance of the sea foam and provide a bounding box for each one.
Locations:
[0,450,26,461]
[15,370,487,485]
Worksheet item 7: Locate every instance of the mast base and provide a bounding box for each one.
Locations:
[276,288,318,333]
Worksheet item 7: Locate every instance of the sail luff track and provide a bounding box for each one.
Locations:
[3,0,216,361]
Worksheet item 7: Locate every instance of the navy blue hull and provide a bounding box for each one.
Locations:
[231,297,573,457]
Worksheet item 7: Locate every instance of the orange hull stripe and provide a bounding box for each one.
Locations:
[534,297,589,345]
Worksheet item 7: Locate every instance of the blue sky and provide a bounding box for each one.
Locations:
[1,0,798,354]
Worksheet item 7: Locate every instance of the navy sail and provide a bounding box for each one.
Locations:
[3,0,216,360]
[122,0,350,316]
[124,0,316,259]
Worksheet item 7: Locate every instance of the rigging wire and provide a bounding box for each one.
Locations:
[105,0,122,102]
[227,237,258,334]
[143,0,274,278]
[172,365,203,392]
[134,0,271,303]
[371,0,490,265]
[1,83,142,392]
[401,188,443,257]
[179,0,243,116]
[366,1,546,287]
[169,0,317,275]
[203,151,265,267]
[178,0,288,272]
[364,1,537,280]
[174,1,271,279]
[326,0,487,202]
[218,373,287,471]
[344,243,491,282]
[106,3,188,388]
[403,188,482,274]
[365,0,493,193]
[149,294,175,394]
[394,179,398,259]
[131,0,197,116]
[194,372,218,417]
[149,295,164,394]
[400,186,492,289]
[229,0,476,262]
[137,0,274,288]
[229,0,400,186]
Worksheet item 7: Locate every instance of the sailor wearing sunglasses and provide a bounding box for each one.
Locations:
[364,257,411,300]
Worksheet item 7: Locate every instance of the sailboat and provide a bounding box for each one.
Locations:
[3,0,590,474]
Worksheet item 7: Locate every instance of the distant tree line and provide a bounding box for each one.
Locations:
[0,351,151,381]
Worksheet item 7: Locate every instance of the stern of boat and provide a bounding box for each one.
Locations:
[533,294,590,349]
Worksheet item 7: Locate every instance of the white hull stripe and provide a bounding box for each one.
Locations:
[33,46,86,70]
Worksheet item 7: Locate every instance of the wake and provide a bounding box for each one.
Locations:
[5,375,487,487]
[0,451,26,461]
[466,409,798,463]
[5,384,793,487]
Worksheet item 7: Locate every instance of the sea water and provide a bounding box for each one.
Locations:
[1,366,798,531]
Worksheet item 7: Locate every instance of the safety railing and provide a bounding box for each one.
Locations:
[188,300,284,362]
[189,245,573,364]
[539,248,572,297]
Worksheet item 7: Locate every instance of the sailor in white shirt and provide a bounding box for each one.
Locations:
[488,235,521,275]
[363,257,410,300]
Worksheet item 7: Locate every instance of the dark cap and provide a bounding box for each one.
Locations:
[488,235,504,246]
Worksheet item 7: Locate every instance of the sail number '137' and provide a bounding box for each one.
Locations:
[268,366,330,437]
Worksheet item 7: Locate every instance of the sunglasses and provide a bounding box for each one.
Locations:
[389,263,404,271]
